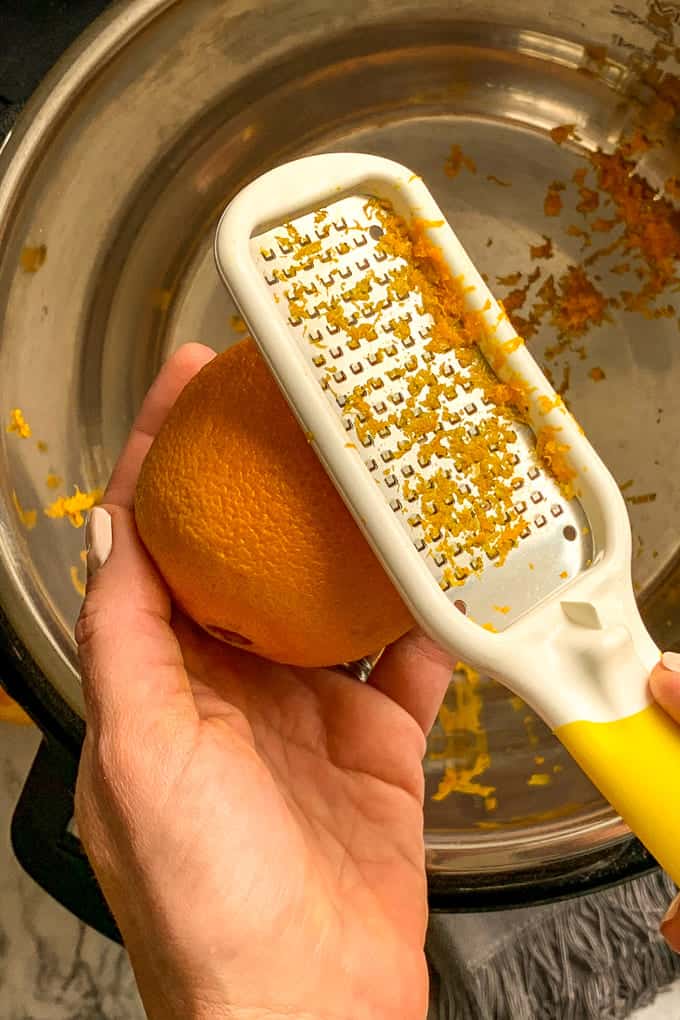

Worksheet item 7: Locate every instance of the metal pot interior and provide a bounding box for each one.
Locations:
[1,0,680,890]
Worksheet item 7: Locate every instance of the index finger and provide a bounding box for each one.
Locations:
[662,896,680,954]
[106,343,216,509]
[368,629,454,735]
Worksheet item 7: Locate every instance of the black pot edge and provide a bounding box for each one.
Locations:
[428,839,657,911]
[0,601,84,756]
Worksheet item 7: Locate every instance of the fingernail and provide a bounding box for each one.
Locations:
[661,651,680,673]
[85,507,112,579]
[661,893,680,951]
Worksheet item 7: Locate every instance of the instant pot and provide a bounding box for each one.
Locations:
[2,0,679,943]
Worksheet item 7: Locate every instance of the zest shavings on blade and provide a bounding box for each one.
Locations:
[251,197,591,628]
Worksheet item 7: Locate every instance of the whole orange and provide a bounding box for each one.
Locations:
[135,339,413,667]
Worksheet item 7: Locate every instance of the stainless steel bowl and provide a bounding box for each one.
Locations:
[2,0,680,906]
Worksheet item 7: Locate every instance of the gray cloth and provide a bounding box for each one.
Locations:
[427,872,680,1020]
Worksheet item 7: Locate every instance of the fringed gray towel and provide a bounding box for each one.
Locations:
[427,872,680,1020]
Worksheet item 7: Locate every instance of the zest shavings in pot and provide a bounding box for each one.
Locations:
[425,665,569,809]
[428,661,496,804]
[541,100,680,336]
[69,549,89,596]
[6,434,104,588]
[44,485,103,528]
[544,181,565,217]
[11,490,37,530]
[6,408,32,438]
[271,199,574,591]
[6,405,102,563]
[230,314,248,333]
[444,144,477,179]
[443,72,680,405]
[7,408,63,491]
[549,123,579,145]
[70,564,86,596]
[528,772,552,786]
[19,244,47,273]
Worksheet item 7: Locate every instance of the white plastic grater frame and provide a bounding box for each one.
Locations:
[214,152,658,730]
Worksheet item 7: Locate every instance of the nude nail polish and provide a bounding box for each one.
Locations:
[661,651,680,673]
[85,507,112,579]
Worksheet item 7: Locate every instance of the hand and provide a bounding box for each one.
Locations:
[75,343,453,1020]
[650,655,680,954]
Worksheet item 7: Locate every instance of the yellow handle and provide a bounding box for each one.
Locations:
[557,703,680,884]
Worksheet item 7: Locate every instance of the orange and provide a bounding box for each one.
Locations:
[135,339,413,667]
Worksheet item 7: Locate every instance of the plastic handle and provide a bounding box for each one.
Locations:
[556,703,680,884]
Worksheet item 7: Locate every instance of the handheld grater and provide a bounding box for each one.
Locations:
[215,153,680,881]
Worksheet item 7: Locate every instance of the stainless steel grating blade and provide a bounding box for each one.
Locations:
[251,195,592,630]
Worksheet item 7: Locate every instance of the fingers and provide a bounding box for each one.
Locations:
[77,505,198,737]
[106,343,215,509]
[77,343,214,738]
[650,653,680,725]
[661,893,680,954]
[367,629,454,735]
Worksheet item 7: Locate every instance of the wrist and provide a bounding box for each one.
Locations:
[143,990,327,1020]
[190,1009,326,1020]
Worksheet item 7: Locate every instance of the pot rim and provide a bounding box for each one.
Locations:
[0,0,655,906]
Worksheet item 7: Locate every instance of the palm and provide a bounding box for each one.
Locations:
[78,344,452,1020]
[163,614,432,1019]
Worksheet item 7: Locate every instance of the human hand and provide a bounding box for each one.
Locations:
[650,654,680,954]
[75,343,454,1020]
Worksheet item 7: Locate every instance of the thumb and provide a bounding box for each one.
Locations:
[650,654,680,954]
[75,343,212,741]
[649,653,680,725]
[661,894,680,955]
[76,504,198,739]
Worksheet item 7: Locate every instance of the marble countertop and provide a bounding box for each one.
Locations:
[1,724,144,1020]
[2,720,680,1020]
